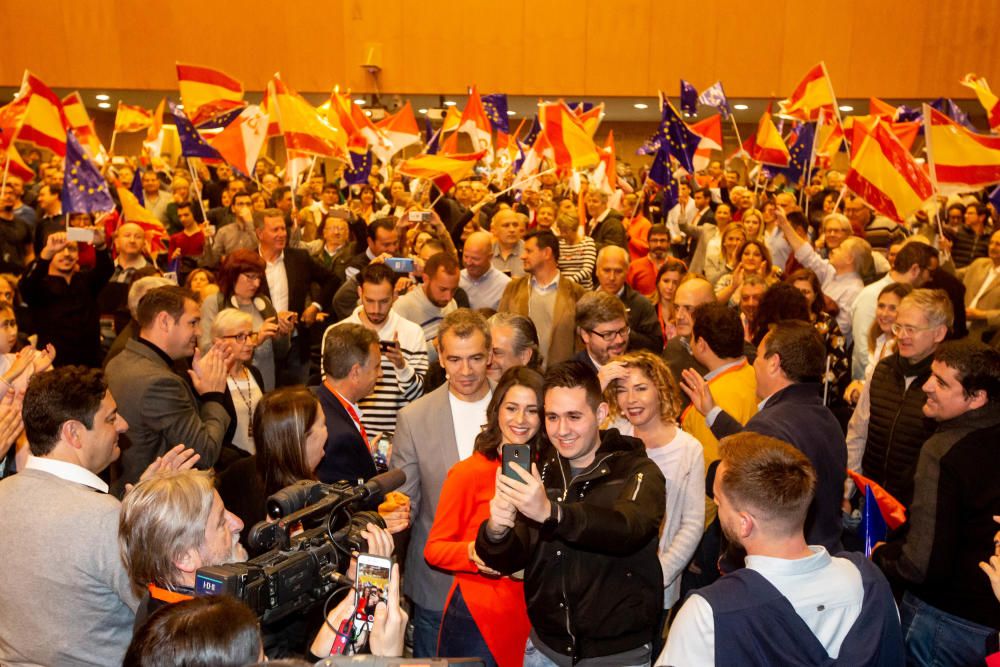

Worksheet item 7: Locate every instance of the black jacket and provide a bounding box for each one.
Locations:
[712,382,847,553]
[259,247,338,361]
[618,284,663,354]
[476,429,665,661]
[313,383,377,486]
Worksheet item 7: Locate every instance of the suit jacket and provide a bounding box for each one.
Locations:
[572,349,599,374]
[106,338,231,491]
[618,284,664,353]
[313,383,377,485]
[588,209,626,251]
[390,384,463,610]
[499,275,585,366]
[711,383,846,554]
[260,247,338,361]
[958,257,1000,336]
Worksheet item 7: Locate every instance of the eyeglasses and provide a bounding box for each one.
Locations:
[223,332,259,343]
[240,273,263,282]
[588,325,630,342]
[891,323,935,337]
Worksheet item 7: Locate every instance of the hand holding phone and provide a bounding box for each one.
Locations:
[66,227,95,243]
[502,444,532,480]
[384,257,415,273]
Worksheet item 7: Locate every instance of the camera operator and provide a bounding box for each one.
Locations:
[118,469,248,628]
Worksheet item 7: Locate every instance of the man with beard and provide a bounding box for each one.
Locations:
[660,433,903,666]
[393,252,460,364]
[626,224,672,296]
[21,229,114,368]
[106,286,231,489]
[574,290,630,375]
[119,470,247,627]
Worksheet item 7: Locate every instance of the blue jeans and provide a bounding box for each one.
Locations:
[901,590,994,666]
[524,637,651,667]
[437,587,498,667]
[410,602,443,659]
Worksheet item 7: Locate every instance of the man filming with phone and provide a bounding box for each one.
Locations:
[476,360,666,666]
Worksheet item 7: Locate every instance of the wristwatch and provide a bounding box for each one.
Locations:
[544,501,561,528]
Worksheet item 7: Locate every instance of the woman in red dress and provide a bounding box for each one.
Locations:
[425,367,543,667]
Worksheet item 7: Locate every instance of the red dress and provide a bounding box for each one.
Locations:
[424,453,531,667]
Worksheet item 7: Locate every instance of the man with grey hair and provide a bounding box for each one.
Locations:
[487,311,541,381]
[119,469,246,628]
[594,245,662,353]
[391,309,493,657]
[491,208,526,277]
[461,230,511,310]
[585,189,626,251]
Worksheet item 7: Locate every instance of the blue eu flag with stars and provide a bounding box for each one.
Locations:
[680,80,698,117]
[62,129,115,214]
[482,94,508,135]
[168,100,224,160]
[780,123,816,183]
[344,150,374,186]
[660,100,700,173]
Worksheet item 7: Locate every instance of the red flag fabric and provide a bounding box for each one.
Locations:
[846,470,906,530]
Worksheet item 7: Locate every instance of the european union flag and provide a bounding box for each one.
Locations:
[860,485,888,558]
[660,100,700,173]
[62,130,114,214]
[648,146,672,188]
[522,115,541,147]
[344,150,373,186]
[168,100,224,160]
[930,98,976,131]
[680,80,698,117]
[636,130,663,156]
[512,139,527,175]
[130,168,145,205]
[896,104,922,123]
[196,106,243,130]
[568,101,594,114]
[780,123,816,182]
[698,81,732,120]
[482,94,509,135]
[989,185,1000,213]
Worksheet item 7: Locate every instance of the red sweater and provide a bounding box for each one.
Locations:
[424,453,531,667]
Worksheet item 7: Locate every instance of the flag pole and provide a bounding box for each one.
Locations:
[492,167,558,199]
[186,160,210,224]
[0,153,11,196]
[803,112,824,216]
[109,129,118,156]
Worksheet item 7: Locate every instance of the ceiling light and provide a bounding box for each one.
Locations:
[418,108,427,114]
[443,100,457,107]
[733,104,749,111]
[97,102,111,109]
[95,93,110,101]
[365,110,372,117]
[633,103,649,110]
[354,99,366,105]
[840,104,854,112]
[507,110,516,116]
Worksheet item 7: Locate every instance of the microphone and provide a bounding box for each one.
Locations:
[350,469,405,502]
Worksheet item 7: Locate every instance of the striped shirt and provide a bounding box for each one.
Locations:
[322,308,429,435]
[558,236,597,289]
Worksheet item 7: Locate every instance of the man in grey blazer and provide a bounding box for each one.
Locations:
[958,230,1000,344]
[390,309,494,657]
[106,286,231,491]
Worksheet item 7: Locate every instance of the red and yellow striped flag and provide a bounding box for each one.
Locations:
[925,105,1000,188]
[267,75,347,159]
[114,102,153,133]
[17,71,67,156]
[539,101,600,171]
[960,73,1000,133]
[751,111,790,167]
[845,119,934,222]
[396,151,485,192]
[176,63,245,126]
[778,62,837,122]
[61,92,104,160]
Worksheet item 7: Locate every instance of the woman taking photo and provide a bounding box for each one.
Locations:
[650,258,687,344]
[200,249,290,391]
[424,367,539,667]
[606,351,704,630]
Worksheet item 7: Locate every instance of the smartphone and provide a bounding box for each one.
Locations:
[378,340,397,353]
[502,444,532,480]
[350,553,393,652]
[408,210,431,223]
[384,257,415,273]
[66,227,95,243]
[370,431,393,473]
[330,208,351,220]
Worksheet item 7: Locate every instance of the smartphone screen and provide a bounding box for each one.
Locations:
[350,554,392,652]
[370,432,392,473]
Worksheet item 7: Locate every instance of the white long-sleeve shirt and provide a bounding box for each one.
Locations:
[793,243,863,344]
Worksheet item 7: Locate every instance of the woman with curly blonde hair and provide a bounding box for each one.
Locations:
[604,350,705,624]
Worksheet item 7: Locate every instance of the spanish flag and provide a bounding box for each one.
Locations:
[267,75,347,160]
[751,110,790,167]
[959,73,1000,133]
[845,119,934,222]
[2,144,35,183]
[17,71,67,156]
[458,86,493,163]
[925,105,1000,188]
[176,63,245,126]
[441,106,462,134]
[114,102,153,133]
[778,62,837,122]
[322,88,385,153]
[396,151,486,192]
[61,92,105,161]
[539,100,600,171]
[116,186,168,255]
[868,97,898,119]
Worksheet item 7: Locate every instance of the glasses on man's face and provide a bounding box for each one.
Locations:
[588,325,630,342]
[891,323,934,338]
[224,332,259,344]
[0,319,15,329]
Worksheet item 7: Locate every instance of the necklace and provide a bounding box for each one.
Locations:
[230,365,255,439]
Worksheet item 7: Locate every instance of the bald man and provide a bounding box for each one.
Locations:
[662,277,717,407]
[491,208,526,277]
[595,245,662,353]
[461,230,511,310]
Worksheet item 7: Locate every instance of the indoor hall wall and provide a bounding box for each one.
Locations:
[2,0,998,99]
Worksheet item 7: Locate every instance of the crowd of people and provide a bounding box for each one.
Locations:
[0,146,998,667]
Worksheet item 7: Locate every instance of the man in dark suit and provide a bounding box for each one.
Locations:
[585,189,626,251]
[680,320,846,554]
[594,245,663,353]
[255,208,338,386]
[573,291,629,375]
[314,323,380,485]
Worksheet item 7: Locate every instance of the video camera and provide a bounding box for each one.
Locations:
[195,470,405,624]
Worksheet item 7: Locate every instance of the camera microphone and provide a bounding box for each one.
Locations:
[352,469,405,502]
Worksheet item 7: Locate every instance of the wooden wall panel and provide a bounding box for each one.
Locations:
[1,0,999,99]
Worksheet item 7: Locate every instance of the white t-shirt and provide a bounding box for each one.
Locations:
[449,390,492,461]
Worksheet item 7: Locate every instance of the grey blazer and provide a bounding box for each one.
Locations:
[390,383,465,611]
[106,338,231,490]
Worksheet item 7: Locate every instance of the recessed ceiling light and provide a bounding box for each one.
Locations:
[443,100,457,107]
[354,99,366,105]
[365,110,372,117]
[418,108,427,114]
[733,103,750,111]
[97,102,111,109]
[840,104,854,112]
[95,94,110,101]
[634,103,649,110]
[507,110,516,116]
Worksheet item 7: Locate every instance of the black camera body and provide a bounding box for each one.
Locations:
[195,471,404,624]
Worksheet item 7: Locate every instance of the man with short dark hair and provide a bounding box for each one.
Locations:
[477,360,666,665]
[393,251,460,362]
[0,182,33,273]
[661,433,903,666]
[951,203,992,268]
[626,223,672,296]
[499,230,584,367]
[574,290,629,373]
[141,169,171,226]
[682,320,847,553]
[106,286,231,488]
[332,217,401,319]
[201,191,256,267]
[0,367,135,666]
[872,340,1000,665]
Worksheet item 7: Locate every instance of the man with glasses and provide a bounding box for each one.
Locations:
[846,289,953,511]
[573,290,629,375]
